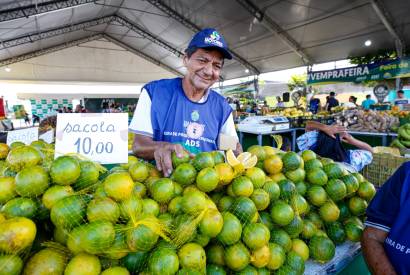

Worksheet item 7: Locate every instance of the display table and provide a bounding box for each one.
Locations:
[347,131,397,147]
[305,242,365,274]
[238,128,297,150]
[238,127,398,150]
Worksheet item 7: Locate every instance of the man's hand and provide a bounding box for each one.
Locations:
[340,132,354,143]
[153,143,187,177]
[324,124,346,138]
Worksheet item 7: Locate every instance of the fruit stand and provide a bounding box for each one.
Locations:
[0,137,376,274]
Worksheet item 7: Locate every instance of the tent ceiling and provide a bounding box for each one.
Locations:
[0,0,408,82]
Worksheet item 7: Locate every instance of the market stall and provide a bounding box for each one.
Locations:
[0,135,374,275]
[1,0,410,273]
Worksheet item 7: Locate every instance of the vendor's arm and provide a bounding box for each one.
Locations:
[361,163,409,275]
[340,132,373,153]
[129,90,187,176]
[362,227,396,275]
[220,113,243,154]
[305,121,346,138]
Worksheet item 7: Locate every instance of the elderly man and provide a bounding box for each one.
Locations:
[362,162,410,274]
[129,28,241,176]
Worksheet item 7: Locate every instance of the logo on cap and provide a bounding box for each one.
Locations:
[204,31,223,47]
[210,31,220,41]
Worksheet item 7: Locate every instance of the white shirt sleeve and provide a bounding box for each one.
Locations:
[220,113,238,140]
[129,89,153,137]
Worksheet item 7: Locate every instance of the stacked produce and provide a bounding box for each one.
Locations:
[0,141,376,274]
[269,107,312,118]
[389,106,409,118]
[333,109,399,132]
[128,132,135,151]
[391,123,410,150]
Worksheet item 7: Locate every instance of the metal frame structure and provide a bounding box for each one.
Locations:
[235,0,312,65]
[0,14,185,70]
[0,33,103,67]
[103,34,183,76]
[0,15,115,49]
[370,0,405,89]
[0,0,95,23]
[146,0,260,75]
[113,15,184,58]
[370,0,405,56]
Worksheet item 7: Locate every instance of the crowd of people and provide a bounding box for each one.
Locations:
[307,90,408,114]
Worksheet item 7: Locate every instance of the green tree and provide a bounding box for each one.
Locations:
[287,74,307,91]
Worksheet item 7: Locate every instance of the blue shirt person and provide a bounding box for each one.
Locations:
[129,28,242,177]
[309,97,320,114]
[362,162,410,275]
[393,90,409,110]
[361,94,376,110]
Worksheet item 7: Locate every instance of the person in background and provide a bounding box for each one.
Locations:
[245,104,252,113]
[75,104,87,113]
[115,102,123,112]
[393,90,408,110]
[67,107,73,113]
[324,96,330,111]
[276,96,285,107]
[22,110,30,126]
[249,103,258,114]
[227,97,236,111]
[261,100,270,115]
[102,102,110,113]
[327,91,339,111]
[344,96,358,108]
[227,97,238,119]
[32,114,40,125]
[297,121,373,171]
[352,96,358,106]
[75,104,82,113]
[234,99,241,112]
[309,95,321,114]
[361,94,376,110]
[361,161,410,275]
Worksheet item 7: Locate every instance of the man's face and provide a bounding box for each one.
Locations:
[183,48,223,91]
[398,92,404,98]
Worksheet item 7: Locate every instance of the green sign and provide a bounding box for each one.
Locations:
[13,105,26,119]
[307,57,410,85]
[216,80,257,96]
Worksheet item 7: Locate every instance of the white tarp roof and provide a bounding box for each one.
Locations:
[0,0,408,83]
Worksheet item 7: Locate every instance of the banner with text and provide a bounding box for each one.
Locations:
[215,80,257,96]
[307,57,410,85]
[55,113,128,164]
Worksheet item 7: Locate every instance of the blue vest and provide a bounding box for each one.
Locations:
[366,162,410,274]
[383,164,410,275]
[144,78,232,154]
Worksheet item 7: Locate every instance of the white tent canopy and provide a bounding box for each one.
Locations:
[0,0,408,83]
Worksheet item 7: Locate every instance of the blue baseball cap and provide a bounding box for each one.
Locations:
[187,28,232,60]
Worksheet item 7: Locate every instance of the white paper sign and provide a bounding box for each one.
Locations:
[39,129,55,144]
[55,113,128,164]
[7,127,39,145]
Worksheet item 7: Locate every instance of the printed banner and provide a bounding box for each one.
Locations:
[215,80,257,96]
[307,57,410,85]
[30,98,73,118]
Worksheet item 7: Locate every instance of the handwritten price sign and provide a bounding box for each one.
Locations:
[55,113,128,164]
[7,127,38,145]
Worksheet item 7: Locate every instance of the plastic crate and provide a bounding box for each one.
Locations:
[362,153,409,187]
